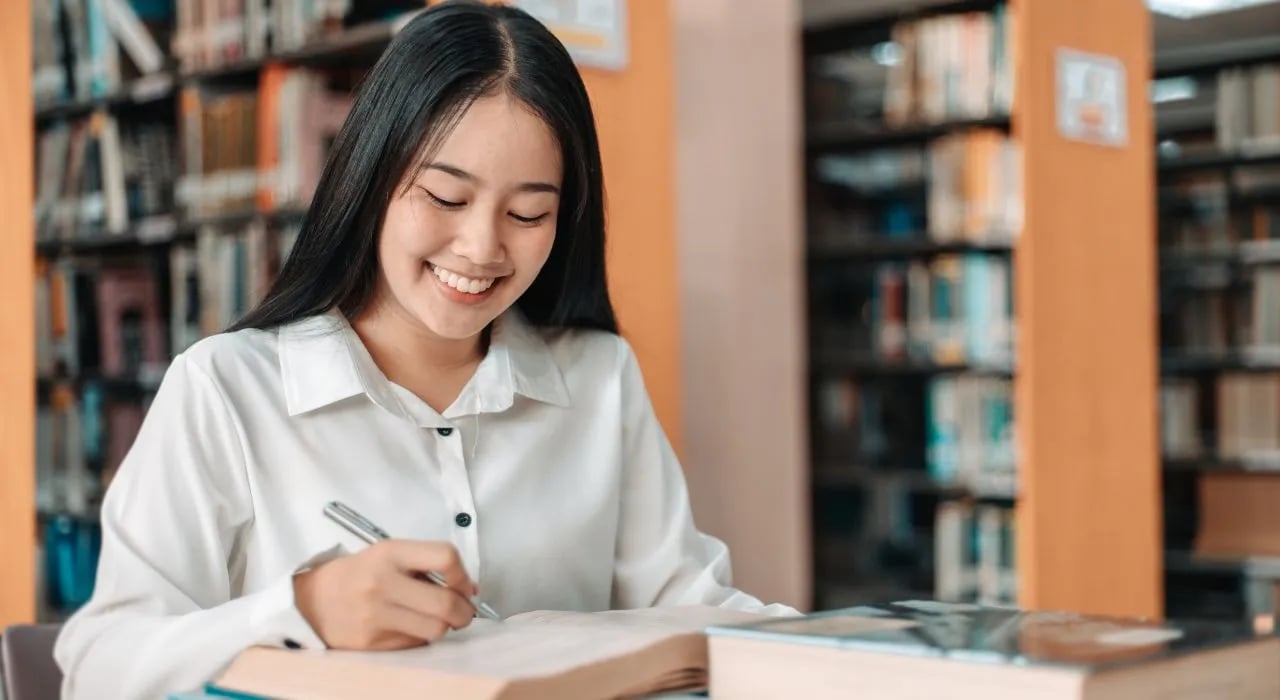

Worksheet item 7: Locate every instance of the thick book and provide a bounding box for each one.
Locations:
[706,600,1280,699]
[212,606,765,699]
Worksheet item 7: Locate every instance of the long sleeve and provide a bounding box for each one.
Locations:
[54,354,327,700]
[609,339,797,617]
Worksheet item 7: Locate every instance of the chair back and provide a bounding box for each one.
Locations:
[1,624,63,700]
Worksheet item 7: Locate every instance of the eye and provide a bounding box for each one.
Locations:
[421,188,464,209]
[509,212,550,225]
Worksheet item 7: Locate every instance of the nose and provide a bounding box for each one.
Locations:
[450,209,506,266]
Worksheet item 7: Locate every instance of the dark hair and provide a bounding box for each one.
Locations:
[231,0,617,334]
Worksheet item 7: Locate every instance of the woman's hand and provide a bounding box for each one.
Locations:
[293,540,477,650]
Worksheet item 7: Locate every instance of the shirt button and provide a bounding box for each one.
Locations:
[455,512,472,527]
[283,638,302,650]
[437,427,454,437]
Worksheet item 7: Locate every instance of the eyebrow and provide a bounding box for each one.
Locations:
[425,161,560,195]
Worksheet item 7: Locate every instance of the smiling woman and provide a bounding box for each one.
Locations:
[49,2,794,699]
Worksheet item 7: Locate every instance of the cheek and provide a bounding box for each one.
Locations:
[510,227,557,276]
[382,198,451,260]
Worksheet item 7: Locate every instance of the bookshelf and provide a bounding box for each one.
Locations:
[19,0,428,626]
[804,0,1159,618]
[1154,39,1280,625]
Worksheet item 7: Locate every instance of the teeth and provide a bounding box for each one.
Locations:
[431,265,495,294]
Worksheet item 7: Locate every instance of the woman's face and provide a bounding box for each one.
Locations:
[374,91,562,341]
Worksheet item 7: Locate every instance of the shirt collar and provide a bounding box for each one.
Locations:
[277,309,570,419]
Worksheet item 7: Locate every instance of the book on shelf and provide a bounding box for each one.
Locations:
[706,600,1280,700]
[1159,378,1203,460]
[1216,62,1280,154]
[934,501,1015,605]
[926,374,1015,491]
[1216,372,1280,462]
[209,606,767,700]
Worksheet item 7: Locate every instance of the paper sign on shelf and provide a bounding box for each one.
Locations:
[1056,47,1128,147]
[512,0,628,71]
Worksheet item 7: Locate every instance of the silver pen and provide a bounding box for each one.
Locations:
[323,500,503,621]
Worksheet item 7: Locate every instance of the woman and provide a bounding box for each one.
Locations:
[53,2,792,698]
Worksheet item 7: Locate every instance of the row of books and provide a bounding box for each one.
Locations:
[935,500,1016,605]
[883,5,1015,127]
[804,5,1014,128]
[1162,267,1280,354]
[36,219,293,380]
[1161,373,1280,462]
[811,130,1021,244]
[1159,177,1280,254]
[815,374,1015,498]
[36,112,177,243]
[34,65,349,241]
[178,67,353,217]
[814,254,1014,367]
[1216,62,1280,153]
[37,381,146,516]
[33,0,167,107]
[813,482,1015,606]
[35,259,167,379]
[173,0,352,72]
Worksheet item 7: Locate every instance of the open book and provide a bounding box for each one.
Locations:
[213,606,769,699]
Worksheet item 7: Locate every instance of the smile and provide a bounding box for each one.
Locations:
[429,263,498,295]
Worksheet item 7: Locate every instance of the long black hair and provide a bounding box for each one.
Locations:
[231,0,617,334]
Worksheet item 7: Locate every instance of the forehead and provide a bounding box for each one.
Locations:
[428,92,562,183]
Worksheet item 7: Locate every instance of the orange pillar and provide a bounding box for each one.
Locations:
[1013,0,1161,618]
[0,0,37,627]
[579,3,683,451]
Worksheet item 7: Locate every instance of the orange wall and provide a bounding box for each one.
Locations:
[0,0,36,628]
[579,3,682,451]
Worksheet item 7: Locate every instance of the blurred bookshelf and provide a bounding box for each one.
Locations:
[1154,40,1280,627]
[29,0,424,623]
[803,0,1020,611]
[804,0,1164,621]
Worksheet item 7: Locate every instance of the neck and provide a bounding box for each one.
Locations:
[350,303,486,412]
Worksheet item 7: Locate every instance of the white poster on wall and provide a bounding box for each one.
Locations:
[1056,47,1128,147]
[511,0,628,71]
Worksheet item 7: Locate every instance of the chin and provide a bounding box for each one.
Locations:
[415,310,498,341]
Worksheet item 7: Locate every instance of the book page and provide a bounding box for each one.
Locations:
[328,606,769,681]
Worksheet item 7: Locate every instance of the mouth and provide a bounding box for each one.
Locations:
[428,263,503,305]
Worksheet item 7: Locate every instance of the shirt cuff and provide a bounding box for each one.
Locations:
[248,544,345,651]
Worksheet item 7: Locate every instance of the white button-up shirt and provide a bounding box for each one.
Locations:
[54,310,792,699]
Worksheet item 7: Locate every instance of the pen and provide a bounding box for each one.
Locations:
[322,500,503,622]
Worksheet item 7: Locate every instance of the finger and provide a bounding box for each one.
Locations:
[377,601,450,643]
[384,571,476,631]
[381,541,473,594]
